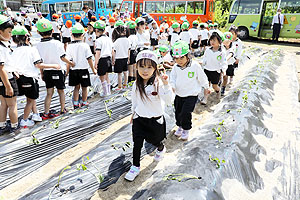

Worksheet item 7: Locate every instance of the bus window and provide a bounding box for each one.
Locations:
[105,0,111,9]
[121,1,133,12]
[280,0,300,14]
[112,0,121,10]
[165,2,174,13]
[41,3,49,13]
[135,3,138,17]
[56,3,69,12]
[145,1,164,13]
[231,0,261,14]
[69,1,82,12]
[83,0,94,10]
[175,2,185,13]
[187,1,204,14]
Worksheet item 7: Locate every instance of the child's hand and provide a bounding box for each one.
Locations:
[161,74,169,85]
[93,68,97,75]
[54,64,61,70]
[235,59,239,64]
[70,61,75,67]
[6,86,13,97]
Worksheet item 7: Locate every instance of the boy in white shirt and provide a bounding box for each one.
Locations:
[94,20,114,96]
[189,20,200,53]
[158,45,174,69]
[169,22,181,47]
[51,14,61,41]
[199,23,209,54]
[23,13,32,36]
[61,20,72,50]
[66,24,97,109]
[128,21,138,82]
[106,17,115,39]
[179,22,192,46]
[36,18,75,119]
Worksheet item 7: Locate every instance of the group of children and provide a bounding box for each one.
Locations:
[0,13,243,182]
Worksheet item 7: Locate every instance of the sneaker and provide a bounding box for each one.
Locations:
[216,91,221,99]
[154,147,166,162]
[10,125,20,134]
[180,130,189,141]
[174,127,183,137]
[81,102,89,107]
[229,77,233,84]
[114,87,122,91]
[41,113,59,120]
[20,119,35,127]
[124,165,140,181]
[73,105,80,110]
[221,86,226,96]
[60,108,68,115]
[200,96,208,105]
[32,113,42,122]
[0,125,10,134]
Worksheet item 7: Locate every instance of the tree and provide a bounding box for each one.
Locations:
[214,0,234,28]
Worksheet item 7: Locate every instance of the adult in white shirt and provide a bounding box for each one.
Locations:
[271,8,284,43]
[124,7,131,19]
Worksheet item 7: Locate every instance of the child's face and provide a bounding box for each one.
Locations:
[210,37,220,49]
[87,25,93,32]
[152,23,157,29]
[230,30,237,40]
[138,24,145,31]
[161,51,167,57]
[138,64,155,80]
[174,56,188,67]
[174,27,180,32]
[223,40,231,49]
[0,28,12,41]
[109,22,115,27]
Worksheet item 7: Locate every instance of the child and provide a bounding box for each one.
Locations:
[0,15,19,133]
[36,18,75,119]
[23,13,32,36]
[12,26,61,126]
[128,21,138,83]
[135,17,150,52]
[229,25,243,84]
[124,50,172,181]
[93,20,114,96]
[51,14,61,41]
[170,41,208,140]
[158,45,174,69]
[199,23,209,54]
[106,17,115,39]
[189,20,200,52]
[179,22,192,46]
[112,20,131,90]
[61,20,72,51]
[221,32,235,96]
[208,23,215,37]
[150,21,159,50]
[201,32,227,104]
[75,15,85,27]
[66,24,97,109]
[158,27,168,46]
[84,22,96,55]
[16,13,22,25]
[214,23,219,31]
[169,22,181,47]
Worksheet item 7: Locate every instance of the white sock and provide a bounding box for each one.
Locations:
[102,81,107,95]
[11,122,18,128]
[0,122,6,128]
[107,83,111,95]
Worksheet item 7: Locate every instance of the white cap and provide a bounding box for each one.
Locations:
[136,50,159,65]
[58,11,62,14]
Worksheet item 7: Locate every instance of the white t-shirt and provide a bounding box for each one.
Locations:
[24,17,31,26]
[232,38,243,60]
[202,46,228,72]
[66,41,92,70]
[225,46,236,65]
[179,31,192,44]
[159,32,169,46]
[51,21,60,33]
[136,31,150,49]
[199,29,209,40]
[131,80,173,118]
[209,29,216,36]
[128,34,138,50]
[36,38,66,71]
[150,28,159,39]
[95,34,113,58]
[113,37,131,59]
[189,28,200,41]
[0,42,15,79]
[84,32,96,46]
[162,52,173,63]
[61,25,71,38]
[105,26,114,39]
[12,46,42,79]
[170,32,180,46]
[58,17,64,26]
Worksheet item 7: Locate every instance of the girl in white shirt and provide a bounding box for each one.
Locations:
[199,23,209,55]
[84,23,96,55]
[135,17,150,52]
[189,21,200,53]
[128,21,138,83]
[179,22,192,47]
[229,25,243,84]
[124,50,172,182]
[61,20,72,50]
[150,22,159,50]
[51,14,61,41]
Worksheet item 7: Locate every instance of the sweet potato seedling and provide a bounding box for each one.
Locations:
[163,173,201,182]
[209,155,225,169]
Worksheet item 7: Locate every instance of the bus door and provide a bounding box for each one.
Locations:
[49,4,56,18]
[258,0,279,37]
[134,2,143,18]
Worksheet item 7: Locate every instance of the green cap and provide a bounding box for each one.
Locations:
[216,30,225,41]
[115,20,125,27]
[172,22,180,29]
[0,15,10,26]
[71,23,84,34]
[12,26,28,36]
[224,32,233,40]
[181,22,189,30]
[135,17,145,24]
[36,18,53,32]
[192,20,199,25]
[199,23,206,27]
[93,20,106,29]
[172,40,189,57]
[128,21,137,29]
[159,45,169,53]
[208,23,213,28]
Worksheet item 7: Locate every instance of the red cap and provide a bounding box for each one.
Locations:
[109,17,116,23]
[113,13,118,18]
[74,15,81,20]
[66,20,72,28]
[91,16,97,19]
[100,16,105,20]
[52,14,59,19]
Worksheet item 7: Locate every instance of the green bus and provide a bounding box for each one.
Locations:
[226,0,300,39]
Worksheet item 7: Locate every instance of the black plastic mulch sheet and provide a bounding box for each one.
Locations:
[19,106,175,200]
[0,80,131,190]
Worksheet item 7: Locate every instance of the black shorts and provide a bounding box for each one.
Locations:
[62,37,71,44]
[25,25,32,32]
[129,50,137,65]
[69,69,91,87]
[114,58,128,73]
[150,38,158,46]
[204,69,220,85]
[17,76,39,99]
[191,40,199,49]
[233,63,238,68]
[0,76,19,98]
[43,70,66,89]
[226,65,235,76]
[90,46,95,55]
[97,56,112,76]
[132,115,166,145]
[52,33,61,41]
[200,39,208,47]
